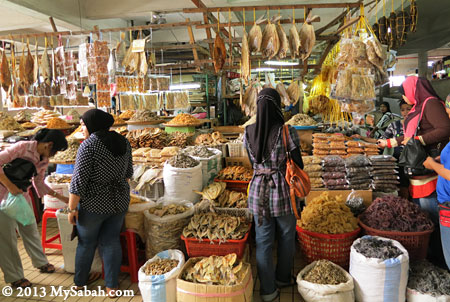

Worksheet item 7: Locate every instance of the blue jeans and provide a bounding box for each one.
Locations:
[74,207,126,288]
[441,221,450,270]
[254,214,296,297]
[413,192,440,225]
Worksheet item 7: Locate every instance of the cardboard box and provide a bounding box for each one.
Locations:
[177,258,253,302]
[225,157,251,168]
[306,189,373,207]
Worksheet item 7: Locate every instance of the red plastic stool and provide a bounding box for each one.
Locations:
[41,208,62,253]
[120,229,145,283]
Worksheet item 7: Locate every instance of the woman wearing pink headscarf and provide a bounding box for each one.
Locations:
[389,76,450,268]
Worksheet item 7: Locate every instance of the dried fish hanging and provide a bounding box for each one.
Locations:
[248,8,263,54]
[276,9,289,59]
[0,41,12,94]
[289,8,301,59]
[241,8,250,85]
[213,11,227,73]
[261,8,280,59]
[388,0,397,49]
[377,0,389,44]
[396,0,410,46]
[410,0,418,32]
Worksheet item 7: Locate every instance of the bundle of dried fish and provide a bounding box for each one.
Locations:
[183,146,216,158]
[396,11,410,46]
[410,0,418,32]
[289,22,301,59]
[276,23,289,59]
[308,95,329,115]
[0,50,11,92]
[213,34,227,73]
[241,84,257,116]
[13,110,31,123]
[182,254,246,286]
[194,182,227,201]
[241,31,250,85]
[40,46,51,87]
[138,52,148,77]
[286,114,317,126]
[299,12,319,61]
[248,16,264,54]
[217,166,253,181]
[216,190,247,208]
[276,83,290,107]
[182,213,250,242]
[148,204,189,217]
[53,139,80,162]
[303,260,348,285]
[126,128,170,149]
[167,153,199,169]
[24,46,34,87]
[119,110,135,120]
[194,131,228,146]
[169,132,192,148]
[287,81,303,105]
[122,45,139,74]
[261,17,280,59]
[143,258,179,276]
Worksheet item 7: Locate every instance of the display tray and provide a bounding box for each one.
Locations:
[46,126,74,131]
[126,120,164,125]
[292,125,318,130]
[49,160,75,165]
[112,123,127,127]
[163,122,204,127]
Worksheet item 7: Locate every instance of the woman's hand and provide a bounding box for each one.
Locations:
[351,134,362,139]
[377,139,387,148]
[423,157,436,170]
[68,210,78,225]
[60,196,69,204]
[8,184,23,196]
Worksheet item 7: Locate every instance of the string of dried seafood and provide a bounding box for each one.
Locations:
[217,166,253,181]
[142,258,179,276]
[182,213,250,242]
[182,254,245,286]
[298,192,358,234]
[303,260,348,285]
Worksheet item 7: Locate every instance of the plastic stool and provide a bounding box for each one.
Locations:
[120,229,145,283]
[41,208,62,253]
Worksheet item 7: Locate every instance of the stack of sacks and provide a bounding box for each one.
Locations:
[345,155,371,190]
[303,156,323,189]
[322,155,348,190]
[369,155,399,192]
[346,140,365,157]
[312,133,330,157]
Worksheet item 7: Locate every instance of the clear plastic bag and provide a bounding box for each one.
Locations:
[347,171,370,178]
[369,155,397,162]
[304,164,323,173]
[330,150,348,155]
[349,184,371,190]
[345,189,366,216]
[326,184,349,190]
[351,74,376,100]
[307,172,323,178]
[370,169,398,175]
[313,143,330,150]
[323,166,343,172]
[345,155,370,167]
[303,156,323,165]
[322,172,346,179]
[335,69,353,99]
[346,141,365,148]
[372,175,399,180]
[323,155,345,167]
[0,193,35,226]
[330,142,347,149]
[324,178,348,186]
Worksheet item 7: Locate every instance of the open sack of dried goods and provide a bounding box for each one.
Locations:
[144,199,194,258]
[44,174,71,209]
[163,154,202,203]
[407,260,450,302]
[138,249,185,302]
[31,110,61,124]
[177,254,253,301]
[297,260,355,302]
[359,195,434,260]
[125,195,155,241]
[286,114,317,126]
[182,146,222,187]
[297,192,360,267]
[350,236,409,302]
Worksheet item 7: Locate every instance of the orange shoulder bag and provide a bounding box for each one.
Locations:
[282,125,311,219]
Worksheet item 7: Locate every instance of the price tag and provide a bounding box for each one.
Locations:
[132,39,145,52]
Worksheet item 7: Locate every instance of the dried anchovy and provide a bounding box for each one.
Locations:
[143,258,179,276]
[354,237,403,259]
[147,204,188,217]
[360,196,434,232]
[167,153,199,168]
[183,146,215,158]
[53,139,80,162]
[408,260,450,296]
[304,260,348,285]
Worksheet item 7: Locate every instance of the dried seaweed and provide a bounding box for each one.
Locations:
[408,260,450,296]
[354,237,403,259]
[360,196,434,232]
[167,154,199,168]
[304,260,348,285]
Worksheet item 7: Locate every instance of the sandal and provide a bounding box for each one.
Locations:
[106,287,119,299]
[11,278,32,288]
[39,263,55,274]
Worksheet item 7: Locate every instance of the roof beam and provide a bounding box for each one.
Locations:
[196,17,320,29]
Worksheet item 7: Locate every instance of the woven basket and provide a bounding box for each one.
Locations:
[358,218,433,261]
[296,226,361,268]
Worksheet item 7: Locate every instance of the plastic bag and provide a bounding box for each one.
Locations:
[345,155,370,167]
[304,164,323,173]
[369,155,397,162]
[346,190,366,216]
[324,166,343,172]
[324,179,348,186]
[322,172,346,179]
[371,169,398,175]
[326,185,349,190]
[303,156,323,165]
[0,193,35,226]
[330,142,347,149]
[323,155,345,167]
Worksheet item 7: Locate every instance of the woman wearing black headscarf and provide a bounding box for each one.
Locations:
[369,101,395,139]
[244,88,303,302]
[68,109,133,297]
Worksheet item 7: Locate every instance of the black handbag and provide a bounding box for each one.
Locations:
[3,158,37,191]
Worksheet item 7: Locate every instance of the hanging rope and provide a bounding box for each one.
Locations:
[243,8,245,30]
[292,8,295,24]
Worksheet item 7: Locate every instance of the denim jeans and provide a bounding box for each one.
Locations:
[74,207,126,288]
[440,222,450,270]
[413,192,440,225]
[254,214,296,298]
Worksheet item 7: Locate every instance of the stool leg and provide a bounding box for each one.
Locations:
[41,211,49,254]
[127,232,139,283]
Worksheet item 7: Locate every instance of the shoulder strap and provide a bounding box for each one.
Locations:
[282,125,291,158]
[414,97,434,136]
